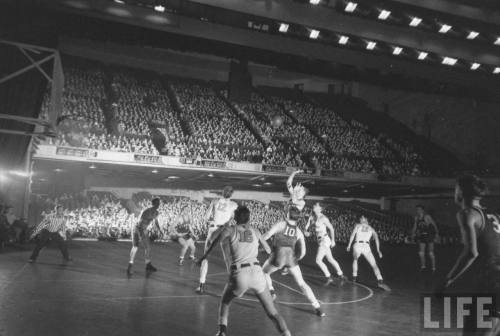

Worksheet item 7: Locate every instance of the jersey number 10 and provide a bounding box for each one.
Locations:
[284,226,296,237]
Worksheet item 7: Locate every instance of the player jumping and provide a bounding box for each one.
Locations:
[304,202,346,285]
[196,186,238,294]
[198,205,292,336]
[127,198,162,275]
[438,175,500,335]
[286,169,307,211]
[346,216,390,291]
[262,206,326,317]
[171,206,197,265]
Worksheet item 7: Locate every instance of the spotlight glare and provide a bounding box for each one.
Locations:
[114,0,125,3]
[439,24,452,34]
[494,67,500,74]
[409,17,422,27]
[467,31,479,40]
[494,37,500,45]
[366,41,377,50]
[154,5,165,12]
[279,23,289,33]
[338,35,349,45]
[310,0,321,4]
[471,63,481,70]
[309,29,320,39]
[393,47,403,55]
[345,2,357,12]
[442,57,457,66]
[378,10,391,20]
[418,51,428,60]
[152,169,158,174]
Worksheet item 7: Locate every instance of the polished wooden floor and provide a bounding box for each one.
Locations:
[0,241,469,336]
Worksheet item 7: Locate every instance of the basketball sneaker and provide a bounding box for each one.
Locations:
[315,308,326,317]
[145,262,157,272]
[196,283,206,294]
[377,280,391,291]
[126,263,133,276]
[324,277,334,286]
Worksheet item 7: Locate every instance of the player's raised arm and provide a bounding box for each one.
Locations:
[346,224,359,252]
[263,221,284,241]
[286,169,303,194]
[204,200,215,223]
[445,210,480,286]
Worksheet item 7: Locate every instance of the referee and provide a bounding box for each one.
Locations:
[29,205,71,263]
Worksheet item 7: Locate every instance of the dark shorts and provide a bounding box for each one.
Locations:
[417,233,435,244]
[270,247,297,268]
[132,227,146,247]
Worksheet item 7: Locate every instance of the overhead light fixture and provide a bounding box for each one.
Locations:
[339,35,349,45]
[366,41,376,50]
[264,182,272,185]
[343,189,349,193]
[393,46,403,55]
[279,23,289,33]
[467,31,479,40]
[154,5,165,12]
[409,17,422,27]
[309,29,320,39]
[310,0,321,4]
[345,2,357,12]
[168,176,179,179]
[114,0,125,3]
[378,10,391,20]
[494,67,500,74]
[252,184,262,187]
[89,164,96,169]
[152,169,158,174]
[418,51,428,60]
[494,37,500,45]
[439,24,452,34]
[442,57,457,66]
[54,168,62,172]
[208,173,214,177]
[471,63,481,70]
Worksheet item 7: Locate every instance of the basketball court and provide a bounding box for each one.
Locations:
[0,241,464,336]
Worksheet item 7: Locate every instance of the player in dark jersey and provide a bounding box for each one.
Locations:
[262,206,325,317]
[197,206,292,336]
[411,205,439,271]
[171,206,197,265]
[127,198,162,276]
[440,175,500,335]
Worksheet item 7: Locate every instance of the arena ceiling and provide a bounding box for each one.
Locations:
[31,158,452,199]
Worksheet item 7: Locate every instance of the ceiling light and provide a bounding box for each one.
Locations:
[409,17,422,27]
[378,10,391,20]
[264,182,272,185]
[494,67,500,74]
[279,23,289,33]
[168,176,179,179]
[393,46,403,55]
[439,24,452,34]
[345,2,357,12]
[467,31,479,40]
[442,57,457,66]
[54,168,62,172]
[471,63,480,70]
[208,173,214,177]
[89,164,96,169]
[366,41,376,50]
[252,184,262,187]
[494,37,500,45]
[309,29,320,39]
[152,169,158,174]
[339,35,349,45]
[114,0,125,3]
[310,0,321,4]
[418,51,428,60]
[154,5,165,12]
[343,189,349,193]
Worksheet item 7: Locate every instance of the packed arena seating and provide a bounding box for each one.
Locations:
[28,191,460,244]
[39,59,446,177]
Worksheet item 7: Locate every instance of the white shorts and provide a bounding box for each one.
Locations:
[228,264,267,298]
[353,242,372,258]
[317,235,332,249]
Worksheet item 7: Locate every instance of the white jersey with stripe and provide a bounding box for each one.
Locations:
[355,224,373,241]
[212,198,238,226]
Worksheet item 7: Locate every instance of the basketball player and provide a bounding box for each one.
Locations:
[286,170,307,211]
[346,216,390,291]
[171,206,197,265]
[438,175,500,335]
[304,202,346,285]
[196,186,238,294]
[411,205,439,271]
[262,206,326,317]
[197,205,292,336]
[127,198,162,275]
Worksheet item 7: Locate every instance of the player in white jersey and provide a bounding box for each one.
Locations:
[346,216,390,291]
[197,205,292,336]
[286,170,307,212]
[196,186,238,294]
[304,203,346,285]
